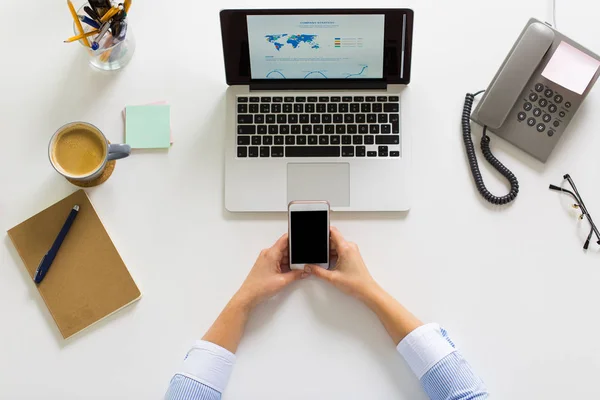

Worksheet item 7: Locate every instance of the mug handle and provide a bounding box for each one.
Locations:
[107,143,131,161]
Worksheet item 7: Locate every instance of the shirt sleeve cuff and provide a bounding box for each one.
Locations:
[176,340,237,393]
[396,323,456,379]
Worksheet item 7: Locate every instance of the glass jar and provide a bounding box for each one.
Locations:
[73,3,136,71]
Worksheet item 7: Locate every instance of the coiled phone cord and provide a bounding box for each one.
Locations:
[462,92,519,205]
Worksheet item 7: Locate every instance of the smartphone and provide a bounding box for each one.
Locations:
[288,201,330,270]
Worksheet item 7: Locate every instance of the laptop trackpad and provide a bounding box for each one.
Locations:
[287,163,350,207]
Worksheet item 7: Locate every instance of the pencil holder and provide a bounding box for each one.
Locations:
[74,3,136,71]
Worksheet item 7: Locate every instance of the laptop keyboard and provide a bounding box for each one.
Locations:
[236,95,401,158]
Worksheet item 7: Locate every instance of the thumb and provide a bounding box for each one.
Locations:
[330,227,346,250]
[281,269,306,285]
[269,233,289,259]
[305,265,335,282]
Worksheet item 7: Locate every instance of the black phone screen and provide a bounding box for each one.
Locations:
[290,210,328,264]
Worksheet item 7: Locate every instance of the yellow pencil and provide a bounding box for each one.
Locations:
[64,29,100,43]
[124,0,132,13]
[100,6,120,23]
[100,49,113,63]
[67,0,90,48]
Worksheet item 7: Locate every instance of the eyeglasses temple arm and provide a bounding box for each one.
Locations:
[584,227,594,250]
[550,184,600,244]
[549,184,580,203]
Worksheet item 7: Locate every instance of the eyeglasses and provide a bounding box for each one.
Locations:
[549,174,600,250]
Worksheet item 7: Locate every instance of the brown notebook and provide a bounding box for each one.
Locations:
[7,190,141,339]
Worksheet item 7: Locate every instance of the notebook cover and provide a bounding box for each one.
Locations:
[7,190,141,339]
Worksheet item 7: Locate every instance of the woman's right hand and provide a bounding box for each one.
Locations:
[306,227,379,301]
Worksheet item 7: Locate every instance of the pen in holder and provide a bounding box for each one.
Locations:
[73,2,135,71]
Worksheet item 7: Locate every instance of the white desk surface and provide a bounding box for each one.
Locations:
[1,0,600,398]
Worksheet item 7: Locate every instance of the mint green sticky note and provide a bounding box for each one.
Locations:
[126,105,171,149]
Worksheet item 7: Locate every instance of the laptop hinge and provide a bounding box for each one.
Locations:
[249,80,387,91]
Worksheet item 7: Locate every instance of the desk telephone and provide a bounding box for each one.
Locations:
[463,18,600,205]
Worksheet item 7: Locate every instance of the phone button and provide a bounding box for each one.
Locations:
[539,98,548,107]
[533,108,542,117]
[548,104,558,113]
[554,95,563,103]
[517,112,527,121]
[544,89,554,98]
[529,93,538,102]
[553,121,560,128]
[523,102,533,111]
[543,114,551,123]
[548,130,555,137]
[535,83,544,92]
[527,117,536,127]
[537,123,546,132]
[565,102,572,108]
[559,111,566,118]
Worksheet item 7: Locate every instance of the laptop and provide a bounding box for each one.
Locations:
[220,9,414,212]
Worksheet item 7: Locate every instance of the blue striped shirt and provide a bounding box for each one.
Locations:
[165,323,489,399]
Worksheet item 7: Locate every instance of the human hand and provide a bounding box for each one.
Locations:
[306,227,378,301]
[235,234,308,309]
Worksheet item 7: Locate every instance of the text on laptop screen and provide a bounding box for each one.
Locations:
[246,14,385,80]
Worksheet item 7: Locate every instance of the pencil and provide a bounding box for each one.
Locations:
[100,6,120,23]
[64,29,100,43]
[67,0,90,48]
[124,0,132,13]
[100,49,113,62]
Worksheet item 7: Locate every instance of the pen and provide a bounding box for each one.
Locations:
[64,29,100,43]
[34,205,79,285]
[88,0,112,18]
[84,6,101,22]
[79,15,101,29]
[116,20,127,41]
[124,0,132,13]
[67,0,90,48]
[92,21,111,50]
[89,0,112,9]
[111,14,127,38]
[111,18,122,39]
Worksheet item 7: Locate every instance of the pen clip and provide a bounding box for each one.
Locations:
[34,254,47,284]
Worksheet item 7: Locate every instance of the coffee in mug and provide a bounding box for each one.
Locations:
[49,122,131,182]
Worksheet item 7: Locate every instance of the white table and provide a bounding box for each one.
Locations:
[2,0,600,398]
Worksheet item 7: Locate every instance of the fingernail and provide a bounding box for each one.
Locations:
[304,265,312,273]
[301,272,309,279]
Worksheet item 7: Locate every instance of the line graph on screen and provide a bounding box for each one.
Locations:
[265,65,368,79]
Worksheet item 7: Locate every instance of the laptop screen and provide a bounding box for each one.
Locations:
[246,15,385,80]
[220,9,414,86]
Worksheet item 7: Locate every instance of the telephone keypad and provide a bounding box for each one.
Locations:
[518,82,571,139]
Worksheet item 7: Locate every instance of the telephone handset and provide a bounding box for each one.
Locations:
[463,18,600,205]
